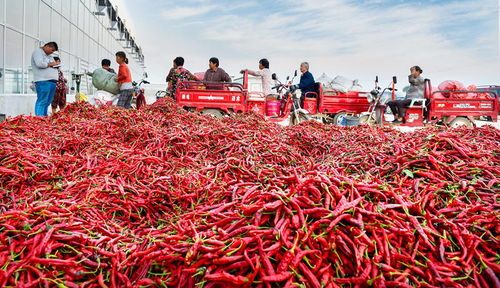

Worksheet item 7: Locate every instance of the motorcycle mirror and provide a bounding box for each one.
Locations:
[294,70,298,77]
[393,76,397,84]
[144,72,148,78]
[272,73,277,80]
[143,80,150,84]
[375,76,378,83]
[286,76,290,81]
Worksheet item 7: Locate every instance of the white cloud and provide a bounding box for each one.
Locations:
[124,0,498,87]
[161,5,217,20]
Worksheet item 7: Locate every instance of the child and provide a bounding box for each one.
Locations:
[114,51,133,109]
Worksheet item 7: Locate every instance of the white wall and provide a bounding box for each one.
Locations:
[0,94,37,117]
[0,83,165,118]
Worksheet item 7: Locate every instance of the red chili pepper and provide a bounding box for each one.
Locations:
[261,271,292,282]
[204,271,249,285]
[0,99,497,287]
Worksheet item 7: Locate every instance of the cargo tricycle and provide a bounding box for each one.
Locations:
[359,77,499,128]
[172,71,371,125]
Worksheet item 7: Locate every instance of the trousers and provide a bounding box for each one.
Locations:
[387,99,412,118]
[35,81,57,116]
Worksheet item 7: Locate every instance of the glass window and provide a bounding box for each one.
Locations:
[0,0,5,24]
[90,14,96,37]
[0,26,4,93]
[58,50,69,95]
[51,12,62,44]
[85,8,91,34]
[24,36,38,94]
[77,29,84,56]
[6,0,22,31]
[52,0,62,13]
[61,0,70,19]
[60,51,70,73]
[70,24,77,54]
[25,0,39,38]
[90,40,97,65]
[70,0,78,25]
[61,18,70,49]
[39,3,51,42]
[5,29,22,94]
[69,54,77,93]
[78,1,85,30]
[83,34,89,60]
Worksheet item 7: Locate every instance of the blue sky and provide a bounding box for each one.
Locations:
[113,0,498,88]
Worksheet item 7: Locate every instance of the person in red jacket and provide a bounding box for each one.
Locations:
[114,51,133,109]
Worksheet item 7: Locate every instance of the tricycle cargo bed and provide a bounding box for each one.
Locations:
[429,98,498,121]
[318,90,370,114]
[176,82,247,113]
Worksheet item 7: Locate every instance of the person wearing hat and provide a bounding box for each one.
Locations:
[51,52,68,114]
[31,42,60,116]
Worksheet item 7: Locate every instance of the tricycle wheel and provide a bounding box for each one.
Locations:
[200,109,224,119]
[359,114,376,125]
[333,112,348,126]
[448,117,473,128]
[289,112,309,126]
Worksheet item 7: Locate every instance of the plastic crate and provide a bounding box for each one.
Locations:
[342,116,359,126]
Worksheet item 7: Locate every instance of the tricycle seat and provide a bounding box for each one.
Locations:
[408,98,426,108]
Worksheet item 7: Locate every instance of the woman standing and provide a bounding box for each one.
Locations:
[51,56,68,114]
[114,51,133,109]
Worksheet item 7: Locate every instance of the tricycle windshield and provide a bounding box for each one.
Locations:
[233,75,264,93]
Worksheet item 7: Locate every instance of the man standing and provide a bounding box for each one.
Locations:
[240,58,273,96]
[51,55,68,114]
[31,42,60,116]
[203,57,231,90]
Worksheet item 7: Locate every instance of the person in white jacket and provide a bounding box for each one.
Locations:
[31,42,60,116]
[240,59,273,96]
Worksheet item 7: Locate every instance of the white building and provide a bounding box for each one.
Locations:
[0,0,146,118]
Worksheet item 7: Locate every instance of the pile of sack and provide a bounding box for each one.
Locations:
[432,80,493,99]
[318,74,364,93]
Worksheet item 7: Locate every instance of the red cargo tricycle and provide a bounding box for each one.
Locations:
[172,70,371,125]
[359,77,499,127]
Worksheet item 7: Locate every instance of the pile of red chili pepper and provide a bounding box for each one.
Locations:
[0,99,498,287]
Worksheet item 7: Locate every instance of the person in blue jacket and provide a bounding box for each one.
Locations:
[289,62,315,107]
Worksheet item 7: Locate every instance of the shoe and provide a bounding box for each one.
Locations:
[392,120,402,124]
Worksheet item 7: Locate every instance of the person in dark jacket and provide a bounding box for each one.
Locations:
[289,62,315,107]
